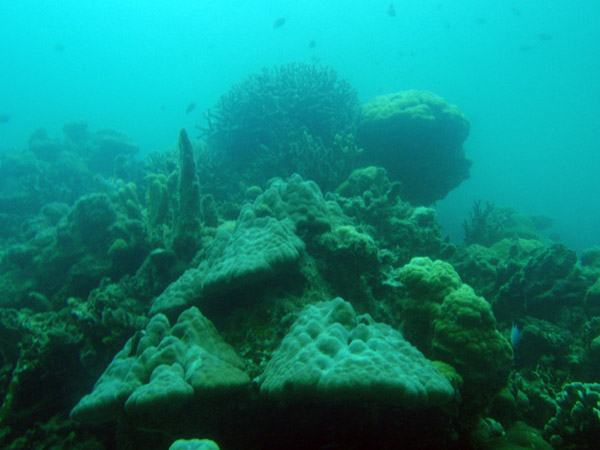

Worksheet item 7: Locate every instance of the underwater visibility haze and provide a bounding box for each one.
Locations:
[0,1,599,449]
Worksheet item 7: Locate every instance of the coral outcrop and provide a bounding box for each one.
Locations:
[200,63,361,194]
[357,90,471,205]
[70,307,249,424]
[396,257,513,409]
[258,297,456,408]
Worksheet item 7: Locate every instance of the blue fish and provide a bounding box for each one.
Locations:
[511,322,521,348]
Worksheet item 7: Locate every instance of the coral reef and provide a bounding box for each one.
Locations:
[496,243,588,324]
[333,166,445,265]
[463,200,546,247]
[544,382,600,448]
[1,68,599,449]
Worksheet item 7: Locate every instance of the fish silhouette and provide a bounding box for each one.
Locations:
[273,17,286,28]
[387,3,396,17]
[185,102,196,114]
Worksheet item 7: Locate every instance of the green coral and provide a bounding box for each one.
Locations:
[169,439,220,450]
[70,307,250,424]
[200,63,361,194]
[463,200,544,247]
[432,284,514,382]
[357,90,471,205]
[145,174,170,226]
[173,128,201,260]
[334,168,443,265]
[258,297,456,408]
[396,257,513,409]
[544,382,600,448]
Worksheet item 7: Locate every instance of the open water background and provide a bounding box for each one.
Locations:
[0,0,598,250]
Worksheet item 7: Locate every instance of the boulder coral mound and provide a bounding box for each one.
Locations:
[396,257,513,407]
[70,307,250,424]
[150,174,328,316]
[357,90,471,205]
[258,297,456,409]
[169,439,220,450]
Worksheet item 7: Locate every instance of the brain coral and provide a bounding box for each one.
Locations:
[357,90,471,205]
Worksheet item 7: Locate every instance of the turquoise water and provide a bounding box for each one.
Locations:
[0,0,598,249]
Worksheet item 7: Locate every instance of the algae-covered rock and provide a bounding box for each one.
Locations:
[314,225,380,301]
[86,128,138,177]
[357,90,471,205]
[514,318,573,366]
[585,277,600,315]
[61,193,117,251]
[0,308,86,430]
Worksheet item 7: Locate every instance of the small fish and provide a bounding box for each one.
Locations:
[185,102,196,114]
[308,39,317,49]
[511,322,521,348]
[386,3,396,17]
[272,17,286,28]
[537,32,552,41]
[0,113,9,124]
[53,43,65,52]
